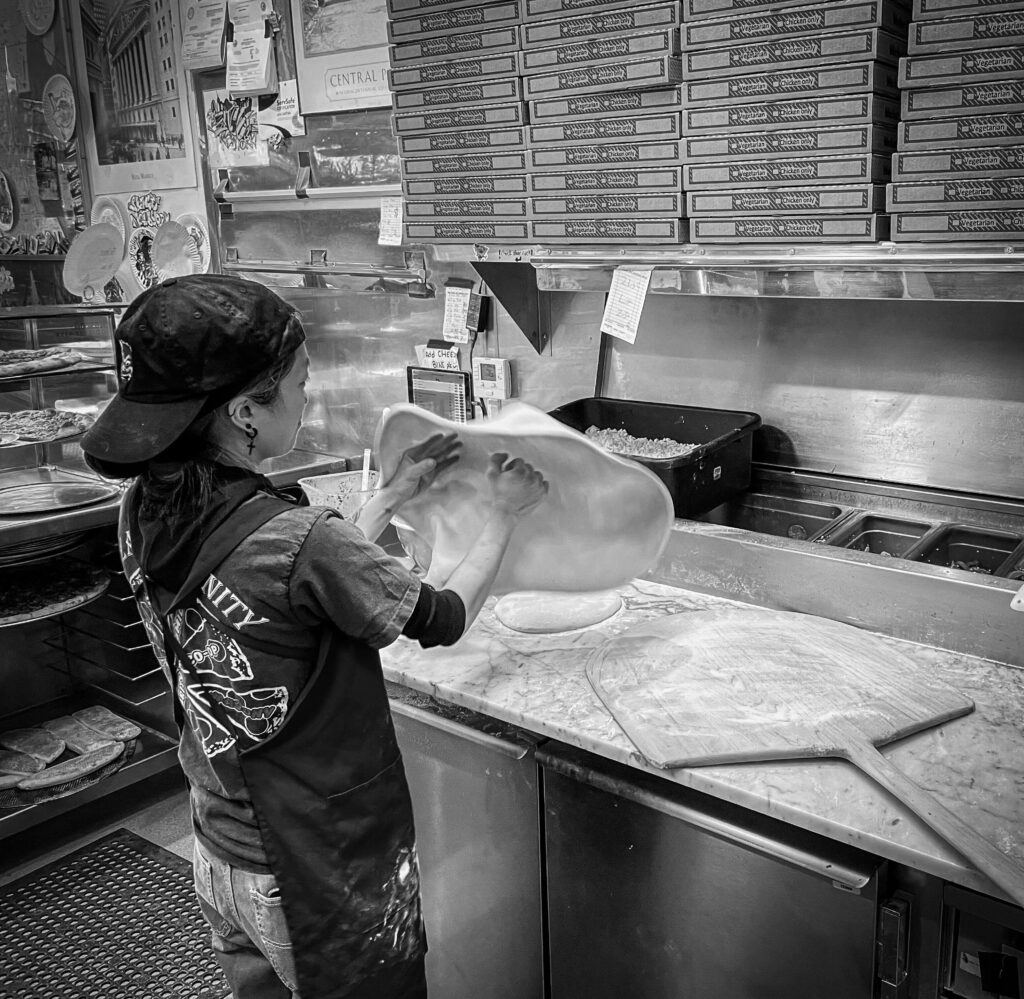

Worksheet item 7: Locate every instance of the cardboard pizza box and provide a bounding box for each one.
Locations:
[527,88,682,124]
[683,29,906,80]
[684,152,891,189]
[898,112,1024,150]
[400,151,529,176]
[530,218,686,242]
[391,77,521,111]
[891,210,1024,240]
[887,178,1024,211]
[530,192,685,216]
[519,30,678,76]
[690,214,889,242]
[527,113,681,147]
[911,0,1024,22]
[684,93,900,134]
[404,221,531,243]
[387,1,522,43]
[683,2,910,48]
[398,126,527,156]
[388,53,519,90]
[389,26,520,67]
[521,3,681,47]
[900,80,1024,119]
[684,0,909,21]
[404,199,531,218]
[529,139,684,171]
[682,124,896,162]
[688,184,884,216]
[522,0,651,22]
[892,144,1024,181]
[908,10,1024,53]
[392,102,527,136]
[899,47,1024,89]
[522,55,683,98]
[528,165,683,194]
[682,61,899,106]
[403,174,530,197]
[389,0,510,18]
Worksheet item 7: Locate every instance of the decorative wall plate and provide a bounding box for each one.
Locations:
[89,196,129,255]
[42,74,75,143]
[152,219,201,281]
[175,212,211,273]
[62,223,122,300]
[20,0,56,36]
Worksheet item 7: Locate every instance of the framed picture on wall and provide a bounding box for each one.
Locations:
[68,0,197,194]
[290,0,390,115]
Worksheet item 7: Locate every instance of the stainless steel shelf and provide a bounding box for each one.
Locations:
[428,241,1024,302]
[0,693,178,841]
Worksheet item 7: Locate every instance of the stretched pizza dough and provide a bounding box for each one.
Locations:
[495,589,623,634]
[376,402,673,595]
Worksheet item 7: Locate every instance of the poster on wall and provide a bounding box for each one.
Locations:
[68,0,197,194]
[290,0,390,115]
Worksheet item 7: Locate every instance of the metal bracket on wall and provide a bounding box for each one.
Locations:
[470,261,547,355]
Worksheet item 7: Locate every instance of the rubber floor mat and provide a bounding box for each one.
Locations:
[0,828,228,999]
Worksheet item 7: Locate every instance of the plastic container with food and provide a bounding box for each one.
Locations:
[547,397,761,518]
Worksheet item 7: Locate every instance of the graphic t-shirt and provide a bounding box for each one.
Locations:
[120,501,421,870]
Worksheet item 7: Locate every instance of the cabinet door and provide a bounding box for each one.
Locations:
[391,700,544,999]
[542,745,881,999]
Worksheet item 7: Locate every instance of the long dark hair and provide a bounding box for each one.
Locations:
[89,329,301,522]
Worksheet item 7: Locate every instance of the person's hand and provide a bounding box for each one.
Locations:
[486,452,548,518]
[382,432,461,507]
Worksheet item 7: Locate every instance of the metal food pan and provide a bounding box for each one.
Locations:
[819,513,935,558]
[548,397,761,517]
[699,493,854,542]
[904,523,1023,576]
[997,541,1024,580]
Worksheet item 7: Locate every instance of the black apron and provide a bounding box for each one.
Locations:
[124,489,428,999]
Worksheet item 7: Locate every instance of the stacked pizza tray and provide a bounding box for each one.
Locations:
[388,0,531,245]
[889,0,1024,241]
[519,0,685,244]
[680,0,908,244]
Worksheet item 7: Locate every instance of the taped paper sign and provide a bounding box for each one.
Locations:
[601,268,653,344]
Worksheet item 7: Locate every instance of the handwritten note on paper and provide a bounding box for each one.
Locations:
[600,268,653,345]
[415,344,461,371]
[442,286,473,344]
[378,198,404,246]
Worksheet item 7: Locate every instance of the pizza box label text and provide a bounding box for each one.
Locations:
[690,214,888,242]
[688,184,883,215]
[387,1,522,43]
[398,127,527,156]
[392,102,527,135]
[683,124,895,162]
[523,55,682,98]
[403,174,530,197]
[684,93,900,133]
[389,26,520,67]
[530,193,684,216]
[521,3,681,47]
[684,152,890,189]
[528,87,682,123]
[887,177,1024,210]
[891,210,1024,240]
[528,165,682,193]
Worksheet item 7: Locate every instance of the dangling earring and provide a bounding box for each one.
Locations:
[244,423,258,455]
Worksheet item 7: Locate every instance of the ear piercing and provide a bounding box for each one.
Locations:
[244,423,258,455]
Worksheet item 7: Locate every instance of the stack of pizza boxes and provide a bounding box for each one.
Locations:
[388,0,530,245]
[680,0,909,244]
[889,0,1024,241]
[519,0,685,244]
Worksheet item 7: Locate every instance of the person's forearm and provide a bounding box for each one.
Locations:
[352,488,401,542]
[443,509,520,628]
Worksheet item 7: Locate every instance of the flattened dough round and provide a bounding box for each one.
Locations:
[495,589,623,634]
[376,402,673,596]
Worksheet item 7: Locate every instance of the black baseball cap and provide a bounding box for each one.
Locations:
[82,274,305,466]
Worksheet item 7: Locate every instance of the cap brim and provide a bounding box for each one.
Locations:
[82,393,206,465]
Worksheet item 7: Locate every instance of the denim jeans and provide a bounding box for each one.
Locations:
[192,838,300,999]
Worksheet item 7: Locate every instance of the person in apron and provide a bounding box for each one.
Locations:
[81,274,548,999]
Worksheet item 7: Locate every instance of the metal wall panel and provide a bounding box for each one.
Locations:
[596,293,1024,501]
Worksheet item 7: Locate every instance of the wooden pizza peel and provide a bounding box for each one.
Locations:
[586,608,1024,906]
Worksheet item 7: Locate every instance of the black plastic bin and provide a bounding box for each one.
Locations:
[548,397,762,518]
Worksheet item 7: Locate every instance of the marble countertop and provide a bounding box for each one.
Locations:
[380,578,1024,902]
